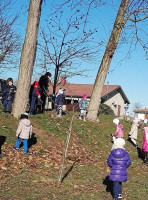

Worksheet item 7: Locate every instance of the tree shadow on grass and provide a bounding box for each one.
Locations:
[0,135,6,154]
[60,159,80,183]
[103,175,113,197]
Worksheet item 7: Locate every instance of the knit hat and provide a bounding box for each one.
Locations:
[34,81,39,88]
[60,88,65,91]
[21,112,28,116]
[20,112,29,120]
[82,94,87,98]
[59,89,64,94]
[113,118,119,125]
[113,138,125,149]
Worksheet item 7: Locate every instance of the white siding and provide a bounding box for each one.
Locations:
[137,113,145,120]
[104,93,125,117]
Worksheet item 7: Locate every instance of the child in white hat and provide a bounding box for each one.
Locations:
[13,113,32,154]
[112,118,124,142]
[107,138,131,200]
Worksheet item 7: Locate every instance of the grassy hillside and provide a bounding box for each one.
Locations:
[0,108,147,200]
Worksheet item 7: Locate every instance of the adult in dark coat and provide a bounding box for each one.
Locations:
[39,72,51,112]
[107,138,131,200]
[2,78,16,113]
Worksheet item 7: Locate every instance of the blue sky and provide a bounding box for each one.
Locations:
[1,0,148,113]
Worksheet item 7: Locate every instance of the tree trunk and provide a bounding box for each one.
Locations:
[87,0,130,121]
[53,65,60,95]
[12,0,42,118]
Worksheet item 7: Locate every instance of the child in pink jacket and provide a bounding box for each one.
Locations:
[142,125,148,164]
[112,118,124,142]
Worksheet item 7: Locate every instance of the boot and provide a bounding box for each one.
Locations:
[118,194,122,199]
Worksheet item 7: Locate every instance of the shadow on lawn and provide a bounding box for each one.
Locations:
[19,132,37,149]
[60,159,80,183]
[103,175,113,197]
[127,139,146,162]
[0,135,6,154]
[137,146,145,162]
[28,133,37,148]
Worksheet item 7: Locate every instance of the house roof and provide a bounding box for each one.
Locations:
[134,108,148,114]
[49,82,130,104]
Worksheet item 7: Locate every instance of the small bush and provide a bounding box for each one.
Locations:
[98,103,115,116]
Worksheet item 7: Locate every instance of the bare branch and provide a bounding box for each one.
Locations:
[0,0,21,73]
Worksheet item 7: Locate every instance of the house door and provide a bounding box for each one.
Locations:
[118,105,121,117]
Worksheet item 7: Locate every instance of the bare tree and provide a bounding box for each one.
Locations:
[37,2,101,94]
[132,102,142,112]
[87,0,148,121]
[12,0,43,118]
[0,0,21,74]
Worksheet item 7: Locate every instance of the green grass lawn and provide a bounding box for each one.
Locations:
[0,107,147,200]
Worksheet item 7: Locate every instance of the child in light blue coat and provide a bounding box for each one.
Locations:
[78,94,88,121]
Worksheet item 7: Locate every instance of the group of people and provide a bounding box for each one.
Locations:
[128,117,148,163]
[1,74,88,119]
[1,72,52,115]
[107,117,148,200]
[29,72,52,115]
[1,77,148,200]
[1,72,64,116]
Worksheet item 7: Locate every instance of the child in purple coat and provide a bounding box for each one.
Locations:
[107,138,131,200]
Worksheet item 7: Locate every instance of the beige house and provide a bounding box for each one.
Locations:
[49,78,130,117]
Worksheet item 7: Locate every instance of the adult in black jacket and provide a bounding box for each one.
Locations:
[2,78,16,114]
[39,72,51,112]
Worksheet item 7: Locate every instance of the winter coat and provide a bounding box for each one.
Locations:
[2,84,16,102]
[79,99,88,110]
[56,94,65,106]
[31,82,41,99]
[128,122,139,140]
[16,119,32,140]
[107,148,131,182]
[39,75,50,91]
[113,124,124,138]
[142,127,148,152]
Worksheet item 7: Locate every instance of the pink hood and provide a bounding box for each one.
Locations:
[142,126,148,152]
[113,124,124,138]
[144,127,148,133]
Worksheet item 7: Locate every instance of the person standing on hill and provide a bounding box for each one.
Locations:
[128,117,139,148]
[56,88,65,118]
[141,119,148,164]
[78,94,88,122]
[29,81,42,115]
[107,138,131,200]
[13,112,32,154]
[39,72,51,112]
[2,78,16,114]
[112,119,124,142]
